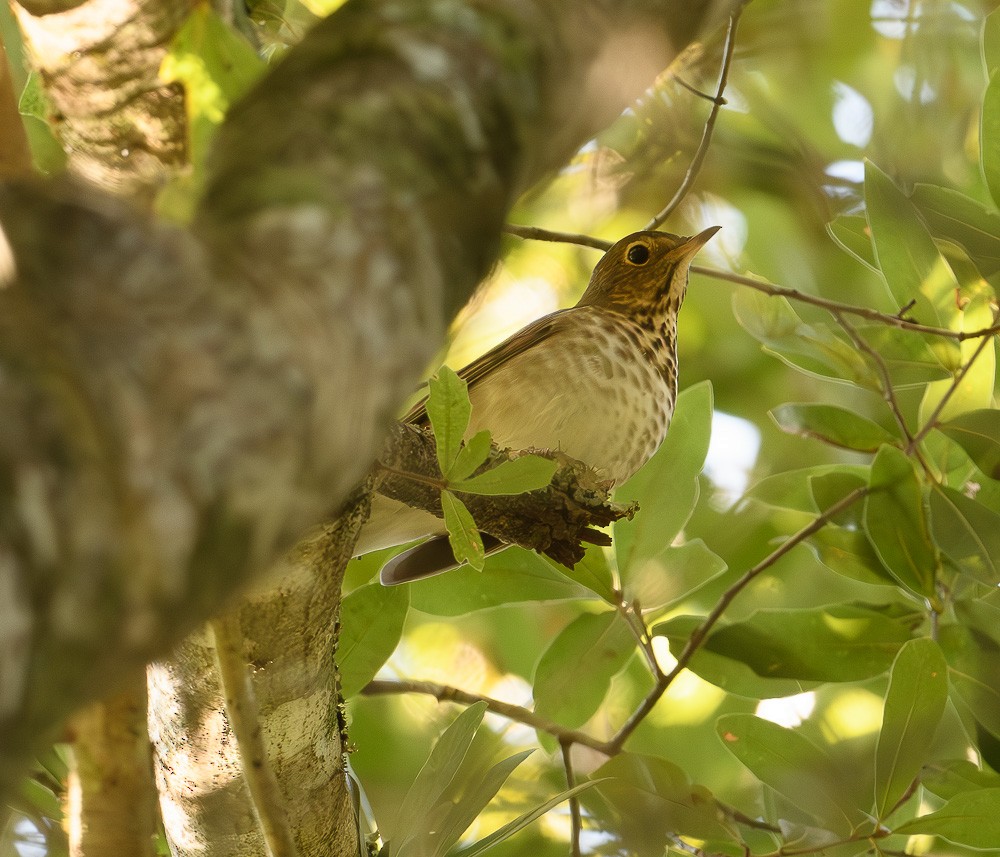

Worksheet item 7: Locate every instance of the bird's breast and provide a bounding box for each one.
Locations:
[466,312,676,486]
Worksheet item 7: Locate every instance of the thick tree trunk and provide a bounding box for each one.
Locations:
[0,0,738,835]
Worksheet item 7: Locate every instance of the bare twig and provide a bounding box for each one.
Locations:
[502,223,612,250]
[362,679,609,752]
[693,265,1000,341]
[599,484,869,755]
[908,317,999,449]
[560,740,583,857]
[644,9,742,231]
[210,614,300,857]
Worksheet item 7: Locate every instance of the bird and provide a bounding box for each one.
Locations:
[353,226,720,585]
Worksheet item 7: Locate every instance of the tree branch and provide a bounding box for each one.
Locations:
[374,423,634,568]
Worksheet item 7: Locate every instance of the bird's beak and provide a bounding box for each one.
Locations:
[677,225,721,259]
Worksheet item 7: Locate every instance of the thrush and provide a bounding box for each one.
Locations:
[354,226,720,584]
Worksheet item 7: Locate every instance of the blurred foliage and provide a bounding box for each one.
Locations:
[5,0,1000,855]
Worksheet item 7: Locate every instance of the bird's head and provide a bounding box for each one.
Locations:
[577,227,720,319]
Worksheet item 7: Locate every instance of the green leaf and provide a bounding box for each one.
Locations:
[893,788,1000,848]
[426,366,472,476]
[429,750,533,857]
[162,7,264,169]
[983,72,1000,209]
[939,623,1000,741]
[392,702,487,853]
[919,296,996,426]
[810,471,868,527]
[865,161,957,328]
[448,430,493,483]
[857,325,954,387]
[985,7,1000,76]
[654,615,821,699]
[826,215,879,273]
[923,759,1000,802]
[938,409,1000,481]
[338,582,409,697]
[533,611,635,727]
[456,780,602,857]
[874,638,948,818]
[702,604,913,682]
[733,290,876,386]
[614,381,713,572]
[450,455,557,495]
[623,540,728,612]
[807,526,898,587]
[545,543,616,603]
[592,753,734,847]
[441,490,485,572]
[771,403,896,452]
[410,547,593,616]
[930,485,1000,584]
[910,184,1000,276]
[864,445,940,600]
[749,465,870,513]
[717,714,864,832]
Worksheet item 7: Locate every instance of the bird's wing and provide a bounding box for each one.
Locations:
[379,533,506,585]
[402,309,575,425]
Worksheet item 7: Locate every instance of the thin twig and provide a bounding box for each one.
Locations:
[210,614,300,857]
[560,740,582,857]
[834,311,914,445]
[645,9,742,231]
[620,599,664,679]
[498,228,1000,343]
[692,265,1000,341]
[908,319,999,450]
[502,223,612,251]
[599,485,869,755]
[361,679,610,752]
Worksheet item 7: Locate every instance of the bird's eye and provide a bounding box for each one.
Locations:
[626,243,650,265]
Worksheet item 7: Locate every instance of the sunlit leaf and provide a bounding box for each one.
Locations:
[865,161,957,328]
[923,759,1000,802]
[893,788,1000,848]
[624,539,728,613]
[864,445,940,601]
[441,490,484,572]
[450,455,557,495]
[429,749,533,857]
[919,296,996,426]
[338,582,409,697]
[392,702,487,854]
[546,543,616,603]
[930,485,1000,584]
[592,753,735,849]
[874,638,948,818]
[448,430,493,483]
[807,526,897,587]
[614,381,713,573]
[457,780,603,857]
[426,366,472,475]
[733,290,877,386]
[654,615,821,699]
[410,547,593,616]
[827,214,878,273]
[938,409,1000,480]
[857,325,954,387]
[911,183,1000,276]
[939,623,1000,741]
[771,403,896,452]
[983,70,1000,208]
[749,464,870,513]
[161,7,264,168]
[533,611,635,727]
[985,7,1000,75]
[717,714,864,833]
[702,604,913,682]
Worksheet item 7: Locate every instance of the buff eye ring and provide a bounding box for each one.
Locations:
[626,243,650,265]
